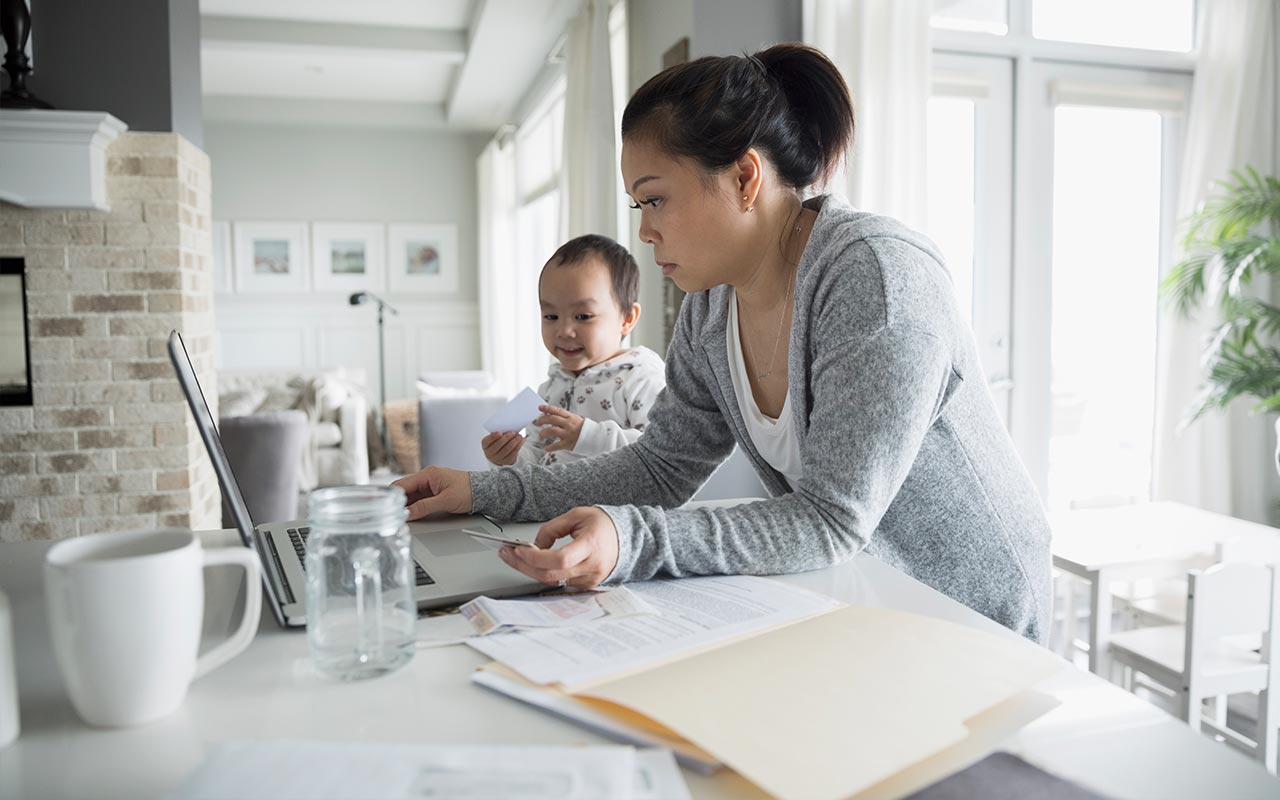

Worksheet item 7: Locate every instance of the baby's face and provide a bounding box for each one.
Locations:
[539,257,631,374]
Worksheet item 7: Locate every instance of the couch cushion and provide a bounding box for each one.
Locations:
[311,422,343,448]
[258,385,302,413]
[219,388,268,418]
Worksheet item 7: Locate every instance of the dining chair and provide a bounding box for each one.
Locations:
[1107,562,1280,773]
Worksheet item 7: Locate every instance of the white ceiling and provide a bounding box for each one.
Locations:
[199,0,580,132]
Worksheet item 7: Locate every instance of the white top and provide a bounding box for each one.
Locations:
[726,290,803,489]
[517,346,667,466]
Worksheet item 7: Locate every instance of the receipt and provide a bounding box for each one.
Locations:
[460,588,656,636]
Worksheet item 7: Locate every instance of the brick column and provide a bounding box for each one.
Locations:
[0,132,219,541]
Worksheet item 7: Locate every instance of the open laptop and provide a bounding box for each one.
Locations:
[167,329,546,629]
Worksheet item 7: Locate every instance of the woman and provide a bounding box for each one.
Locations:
[396,43,1051,642]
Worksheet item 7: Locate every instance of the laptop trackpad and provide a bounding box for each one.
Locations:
[416,528,497,557]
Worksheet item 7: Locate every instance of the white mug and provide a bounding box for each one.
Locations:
[44,529,261,728]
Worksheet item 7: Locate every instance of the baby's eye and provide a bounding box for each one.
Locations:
[543,314,558,321]
[575,314,594,322]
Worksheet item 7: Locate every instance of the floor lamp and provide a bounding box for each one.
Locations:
[349,291,399,471]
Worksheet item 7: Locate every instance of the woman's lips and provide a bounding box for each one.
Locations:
[660,262,677,276]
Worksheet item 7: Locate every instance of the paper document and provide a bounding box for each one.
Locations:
[482,387,545,433]
[169,740,664,800]
[633,749,691,800]
[461,588,656,636]
[467,575,841,688]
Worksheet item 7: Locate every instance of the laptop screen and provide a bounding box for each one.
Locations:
[166,329,260,545]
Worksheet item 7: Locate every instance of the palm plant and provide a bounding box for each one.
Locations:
[1161,166,1280,426]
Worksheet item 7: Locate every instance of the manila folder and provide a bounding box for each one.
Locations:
[573,605,1065,800]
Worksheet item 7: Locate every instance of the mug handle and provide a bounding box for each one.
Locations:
[194,547,262,680]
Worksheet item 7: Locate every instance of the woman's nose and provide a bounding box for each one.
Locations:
[638,218,658,245]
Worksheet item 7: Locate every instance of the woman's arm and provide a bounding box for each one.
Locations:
[602,319,954,582]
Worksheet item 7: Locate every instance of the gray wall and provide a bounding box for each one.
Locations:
[25,0,203,147]
[691,0,801,57]
[203,124,489,303]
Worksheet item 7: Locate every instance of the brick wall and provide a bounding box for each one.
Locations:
[0,132,220,541]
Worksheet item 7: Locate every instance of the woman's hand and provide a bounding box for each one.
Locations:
[499,506,620,589]
[391,466,473,521]
[481,431,523,466]
[534,405,585,453]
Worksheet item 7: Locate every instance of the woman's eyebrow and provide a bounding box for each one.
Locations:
[630,175,660,192]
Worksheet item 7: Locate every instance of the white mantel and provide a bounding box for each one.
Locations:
[0,109,127,210]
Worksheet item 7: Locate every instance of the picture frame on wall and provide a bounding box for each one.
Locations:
[232,221,309,294]
[386,223,458,294]
[212,221,233,294]
[311,222,385,293]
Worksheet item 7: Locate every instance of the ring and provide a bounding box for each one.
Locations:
[556,579,567,589]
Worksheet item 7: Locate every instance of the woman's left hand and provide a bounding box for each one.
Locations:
[498,506,620,589]
[535,405,585,452]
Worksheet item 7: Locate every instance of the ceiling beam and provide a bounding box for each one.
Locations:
[200,96,491,131]
[201,15,467,62]
[444,0,579,129]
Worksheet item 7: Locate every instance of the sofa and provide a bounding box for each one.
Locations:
[218,367,370,490]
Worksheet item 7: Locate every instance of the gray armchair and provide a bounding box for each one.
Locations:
[218,409,309,525]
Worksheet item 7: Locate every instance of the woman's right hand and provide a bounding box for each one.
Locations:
[391,466,473,521]
[481,431,523,466]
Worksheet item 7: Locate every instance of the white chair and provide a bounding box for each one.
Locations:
[1108,562,1280,773]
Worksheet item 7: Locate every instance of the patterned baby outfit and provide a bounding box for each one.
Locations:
[516,347,666,466]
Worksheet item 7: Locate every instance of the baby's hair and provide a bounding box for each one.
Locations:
[543,234,640,312]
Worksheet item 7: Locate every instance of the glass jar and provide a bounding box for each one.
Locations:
[305,485,415,680]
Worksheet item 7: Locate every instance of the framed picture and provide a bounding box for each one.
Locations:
[386,223,458,294]
[311,222,385,293]
[232,221,309,294]
[211,221,233,294]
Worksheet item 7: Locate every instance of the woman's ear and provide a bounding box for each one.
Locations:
[735,148,764,210]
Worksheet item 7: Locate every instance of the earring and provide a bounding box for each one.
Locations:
[747,205,754,213]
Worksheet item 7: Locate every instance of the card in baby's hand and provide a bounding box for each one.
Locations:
[482,387,546,433]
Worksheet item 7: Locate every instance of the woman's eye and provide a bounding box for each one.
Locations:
[628,198,661,209]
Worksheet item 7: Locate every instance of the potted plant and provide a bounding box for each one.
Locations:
[1161,166,1280,470]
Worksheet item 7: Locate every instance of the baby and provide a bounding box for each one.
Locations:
[482,234,666,467]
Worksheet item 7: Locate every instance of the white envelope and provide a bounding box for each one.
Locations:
[482,387,546,433]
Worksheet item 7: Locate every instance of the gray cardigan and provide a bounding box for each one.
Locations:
[471,195,1052,642]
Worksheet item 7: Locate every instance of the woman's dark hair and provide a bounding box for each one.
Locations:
[544,234,640,311]
[621,43,854,192]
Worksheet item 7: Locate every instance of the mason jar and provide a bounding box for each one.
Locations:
[305,485,415,680]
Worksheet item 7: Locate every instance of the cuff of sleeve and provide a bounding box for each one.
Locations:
[597,503,640,585]
[469,468,519,519]
[572,417,608,457]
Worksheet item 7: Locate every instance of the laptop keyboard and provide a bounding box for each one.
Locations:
[287,527,435,586]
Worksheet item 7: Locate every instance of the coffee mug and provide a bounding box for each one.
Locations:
[44,528,261,728]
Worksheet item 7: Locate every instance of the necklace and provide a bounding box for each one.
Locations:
[743,218,804,381]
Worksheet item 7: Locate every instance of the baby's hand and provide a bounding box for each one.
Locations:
[481,431,523,466]
[535,405,585,453]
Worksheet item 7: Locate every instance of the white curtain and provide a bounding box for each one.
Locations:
[477,136,544,396]
[801,0,931,231]
[560,0,618,241]
[1152,0,1279,523]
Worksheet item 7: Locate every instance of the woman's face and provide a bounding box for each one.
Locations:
[621,138,751,294]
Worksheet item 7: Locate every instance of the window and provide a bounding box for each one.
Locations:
[1032,0,1195,52]
[926,1,1194,507]
[931,0,1009,36]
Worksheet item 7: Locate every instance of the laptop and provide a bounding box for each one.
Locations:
[167,329,546,629]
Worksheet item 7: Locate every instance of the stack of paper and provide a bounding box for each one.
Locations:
[469,576,1066,800]
[170,741,690,800]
